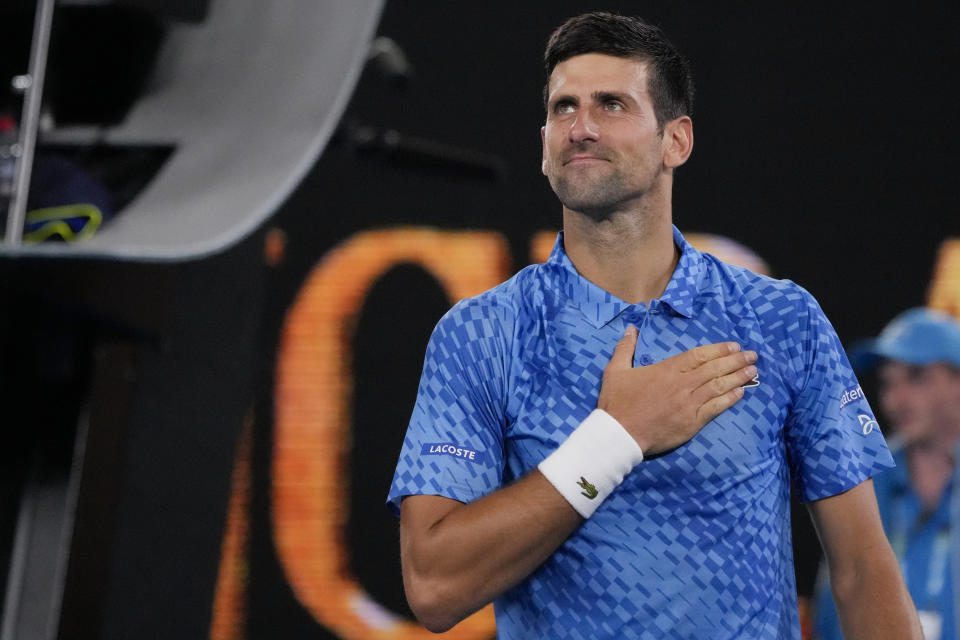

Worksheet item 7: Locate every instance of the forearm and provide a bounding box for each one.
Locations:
[809,481,923,640]
[829,543,923,640]
[400,471,580,632]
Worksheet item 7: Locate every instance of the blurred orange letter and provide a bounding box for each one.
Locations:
[273,228,506,638]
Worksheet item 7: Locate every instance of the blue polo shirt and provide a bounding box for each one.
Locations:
[388,227,894,639]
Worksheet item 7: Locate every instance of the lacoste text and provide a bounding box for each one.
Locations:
[421,442,484,463]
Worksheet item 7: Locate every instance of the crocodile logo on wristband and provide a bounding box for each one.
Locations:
[577,476,598,499]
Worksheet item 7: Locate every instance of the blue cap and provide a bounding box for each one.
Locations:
[849,307,960,371]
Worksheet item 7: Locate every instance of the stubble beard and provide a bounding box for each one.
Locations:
[550,167,644,223]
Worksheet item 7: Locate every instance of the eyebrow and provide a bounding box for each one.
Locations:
[548,90,636,110]
[592,90,636,105]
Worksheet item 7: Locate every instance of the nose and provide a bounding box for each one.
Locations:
[568,108,599,143]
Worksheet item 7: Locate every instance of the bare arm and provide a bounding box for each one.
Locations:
[807,480,923,640]
[400,474,579,632]
[400,326,758,631]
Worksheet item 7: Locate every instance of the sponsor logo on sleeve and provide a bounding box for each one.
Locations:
[839,385,864,409]
[421,442,487,465]
[858,414,880,435]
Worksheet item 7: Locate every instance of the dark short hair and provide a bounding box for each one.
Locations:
[543,12,694,128]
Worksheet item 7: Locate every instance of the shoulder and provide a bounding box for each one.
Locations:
[429,263,547,349]
[699,253,823,326]
[696,254,837,389]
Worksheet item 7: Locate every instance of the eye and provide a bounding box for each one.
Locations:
[603,100,625,111]
[553,100,576,115]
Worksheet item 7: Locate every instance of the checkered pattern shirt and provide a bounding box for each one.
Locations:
[388,227,894,639]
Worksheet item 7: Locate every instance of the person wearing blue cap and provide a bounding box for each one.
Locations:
[815,308,960,640]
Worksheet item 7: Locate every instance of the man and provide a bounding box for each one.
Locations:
[815,307,960,640]
[387,12,921,639]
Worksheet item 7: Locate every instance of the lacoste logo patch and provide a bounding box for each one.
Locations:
[577,476,598,499]
[421,442,488,464]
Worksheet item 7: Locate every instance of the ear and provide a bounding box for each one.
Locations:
[663,116,693,169]
[540,125,548,176]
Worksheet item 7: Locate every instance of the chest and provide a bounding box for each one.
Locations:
[503,304,794,495]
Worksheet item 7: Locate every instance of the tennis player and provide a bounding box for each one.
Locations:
[388,12,921,639]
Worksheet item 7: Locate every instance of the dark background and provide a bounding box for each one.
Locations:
[0,1,957,638]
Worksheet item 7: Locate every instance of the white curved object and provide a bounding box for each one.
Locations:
[7,0,384,260]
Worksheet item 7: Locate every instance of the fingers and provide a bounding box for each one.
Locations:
[605,325,639,371]
[697,385,746,425]
[676,342,742,372]
[691,362,758,405]
[691,350,758,384]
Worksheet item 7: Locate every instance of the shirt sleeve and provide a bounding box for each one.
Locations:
[784,287,895,502]
[386,294,513,515]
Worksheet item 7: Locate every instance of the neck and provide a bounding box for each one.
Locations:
[561,189,678,305]
[907,441,956,511]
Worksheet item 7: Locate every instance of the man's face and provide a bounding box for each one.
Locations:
[541,54,676,220]
[877,360,960,445]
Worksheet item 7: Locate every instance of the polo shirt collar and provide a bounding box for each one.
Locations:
[544,225,703,329]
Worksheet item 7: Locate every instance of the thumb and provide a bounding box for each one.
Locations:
[607,325,638,370]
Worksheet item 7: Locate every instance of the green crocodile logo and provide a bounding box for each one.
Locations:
[577,476,598,500]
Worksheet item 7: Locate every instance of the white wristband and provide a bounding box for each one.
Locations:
[537,409,644,518]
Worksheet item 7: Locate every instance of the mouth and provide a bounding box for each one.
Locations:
[563,155,608,166]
